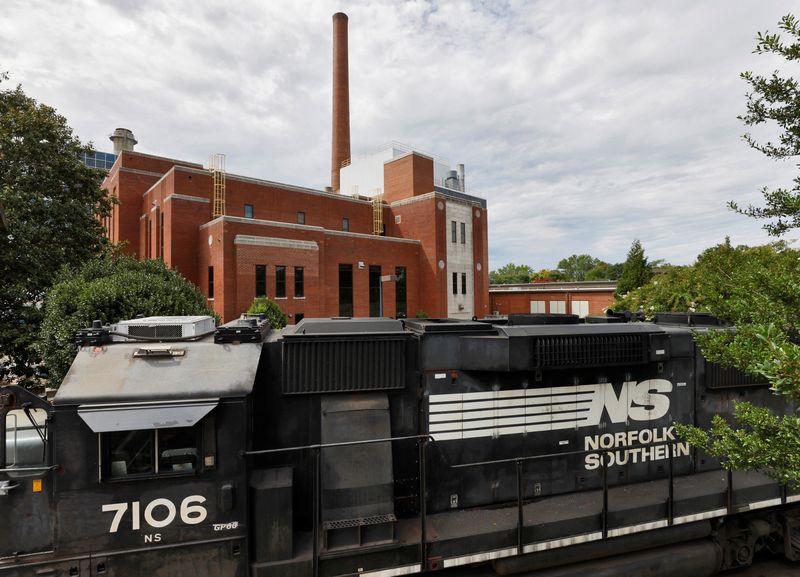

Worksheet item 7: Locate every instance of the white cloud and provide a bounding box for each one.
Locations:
[2,0,796,270]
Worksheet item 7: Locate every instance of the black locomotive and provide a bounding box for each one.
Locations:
[1,313,799,577]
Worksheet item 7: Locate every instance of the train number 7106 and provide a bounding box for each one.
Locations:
[102,495,208,533]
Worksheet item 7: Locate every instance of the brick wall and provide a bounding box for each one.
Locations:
[489,289,614,317]
[383,153,434,204]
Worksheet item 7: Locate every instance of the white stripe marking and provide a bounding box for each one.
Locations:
[360,564,422,577]
[607,519,668,538]
[443,546,517,568]
[522,531,603,554]
[673,508,727,524]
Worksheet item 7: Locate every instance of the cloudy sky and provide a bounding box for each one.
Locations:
[2,0,797,270]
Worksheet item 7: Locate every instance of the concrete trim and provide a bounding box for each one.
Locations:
[141,170,171,198]
[122,150,204,169]
[175,166,373,206]
[234,235,319,251]
[201,216,420,245]
[201,215,325,232]
[389,190,484,210]
[490,287,617,294]
[120,167,170,179]
[165,193,211,204]
[325,228,420,245]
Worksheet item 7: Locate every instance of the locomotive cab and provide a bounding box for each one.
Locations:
[0,386,55,561]
[0,316,265,577]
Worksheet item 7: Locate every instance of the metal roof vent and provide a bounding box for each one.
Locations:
[112,316,215,341]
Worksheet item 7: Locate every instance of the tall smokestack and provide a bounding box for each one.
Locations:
[331,12,351,192]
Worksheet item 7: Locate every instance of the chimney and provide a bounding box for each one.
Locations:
[109,128,137,154]
[331,12,351,192]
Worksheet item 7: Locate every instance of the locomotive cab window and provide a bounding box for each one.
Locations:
[77,400,218,481]
[106,426,198,478]
[3,408,48,468]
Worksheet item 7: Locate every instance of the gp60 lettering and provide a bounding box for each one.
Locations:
[1,314,798,577]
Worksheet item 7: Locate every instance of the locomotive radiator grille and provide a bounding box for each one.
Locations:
[282,337,406,394]
[532,334,647,368]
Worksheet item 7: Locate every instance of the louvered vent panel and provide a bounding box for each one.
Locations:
[282,337,406,394]
[532,334,647,368]
[705,362,767,389]
[127,324,183,339]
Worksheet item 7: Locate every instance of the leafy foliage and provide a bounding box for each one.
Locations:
[0,74,111,383]
[615,240,652,296]
[619,238,800,485]
[729,14,800,235]
[247,297,288,329]
[37,255,215,386]
[489,263,534,284]
[557,254,601,281]
[613,265,696,317]
[676,403,800,487]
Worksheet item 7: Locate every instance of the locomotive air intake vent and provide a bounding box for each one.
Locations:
[282,336,406,394]
[113,316,215,341]
[532,334,647,368]
[704,361,768,389]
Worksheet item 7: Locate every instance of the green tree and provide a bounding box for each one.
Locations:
[247,297,288,329]
[531,268,566,282]
[489,263,533,284]
[613,264,696,317]
[676,15,800,485]
[37,254,215,386]
[729,14,800,235]
[584,261,623,281]
[670,241,800,486]
[0,74,111,383]
[556,254,601,281]
[615,240,652,296]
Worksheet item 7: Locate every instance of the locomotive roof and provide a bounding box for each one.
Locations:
[497,323,666,337]
[53,337,262,405]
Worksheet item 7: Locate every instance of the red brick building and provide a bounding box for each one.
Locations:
[489,281,616,318]
[99,13,489,323]
[101,148,489,323]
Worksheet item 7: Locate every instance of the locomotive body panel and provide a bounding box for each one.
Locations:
[2,314,800,576]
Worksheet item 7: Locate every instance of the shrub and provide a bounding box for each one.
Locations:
[247,297,288,329]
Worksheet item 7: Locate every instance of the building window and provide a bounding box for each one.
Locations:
[159,212,164,258]
[395,267,407,318]
[244,204,254,219]
[571,300,589,318]
[550,300,566,314]
[461,273,467,295]
[294,267,304,298]
[339,264,353,317]
[451,220,457,243]
[295,313,304,324]
[146,218,152,258]
[369,265,381,317]
[255,264,266,297]
[460,222,466,244]
[452,272,458,295]
[530,300,546,314]
[276,266,286,298]
[342,217,349,231]
[208,266,214,299]
[297,211,305,225]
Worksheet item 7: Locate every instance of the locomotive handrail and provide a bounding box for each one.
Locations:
[448,439,685,542]
[243,434,756,570]
[240,433,436,456]
[242,434,436,577]
[447,438,681,468]
[0,465,59,473]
